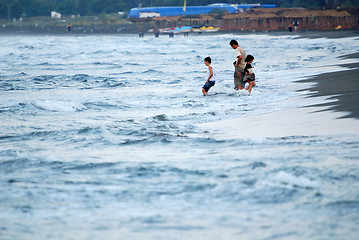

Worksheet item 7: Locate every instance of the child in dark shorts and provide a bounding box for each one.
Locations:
[243,54,256,94]
[202,57,216,96]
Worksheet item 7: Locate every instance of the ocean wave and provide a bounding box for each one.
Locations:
[151,114,169,121]
[31,100,86,112]
[92,62,119,66]
[125,62,140,66]
[260,171,320,190]
[325,200,359,211]
[116,71,134,75]
[0,81,26,91]
[32,75,57,82]
[84,101,128,110]
[0,102,31,114]
[63,162,117,172]
[71,74,90,82]
[0,149,18,163]
[182,100,205,108]
[18,45,34,50]
[142,69,164,74]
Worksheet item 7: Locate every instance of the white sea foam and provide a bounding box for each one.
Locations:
[261,171,320,189]
[31,100,86,112]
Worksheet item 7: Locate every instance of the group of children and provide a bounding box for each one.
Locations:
[202,39,256,96]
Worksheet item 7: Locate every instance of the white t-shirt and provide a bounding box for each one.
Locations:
[207,65,216,81]
[235,47,246,69]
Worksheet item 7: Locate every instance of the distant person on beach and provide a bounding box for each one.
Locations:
[67,24,71,32]
[288,22,294,32]
[243,54,256,94]
[202,57,216,96]
[230,40,246,90]
[293,21,299,32]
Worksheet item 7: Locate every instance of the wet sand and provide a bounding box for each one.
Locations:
[300,53,359,119]
[257,30,359,119]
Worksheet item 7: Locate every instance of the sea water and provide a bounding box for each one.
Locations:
[0,33,359,240]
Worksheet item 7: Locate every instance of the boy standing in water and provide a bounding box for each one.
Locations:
[202,57,216,96]
[229,40,246,90]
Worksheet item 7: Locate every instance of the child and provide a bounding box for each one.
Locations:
[243,54,256,94]
[202,57,216,96]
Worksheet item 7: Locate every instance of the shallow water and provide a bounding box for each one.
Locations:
[1,33,359,240]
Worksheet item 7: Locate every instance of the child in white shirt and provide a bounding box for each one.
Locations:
[202,57,216,96]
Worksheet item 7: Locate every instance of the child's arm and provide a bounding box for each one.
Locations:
[244,64,253,74]
[246,68,253,74]
[207,66,213,82]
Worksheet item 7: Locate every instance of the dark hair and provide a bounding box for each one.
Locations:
[245,54,254,62]
[229,40,238,46]
[204,56,211,63]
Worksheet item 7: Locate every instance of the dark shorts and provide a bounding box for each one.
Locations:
[234,65,245,87]
[203,81,215,92]
[244,73,255,82]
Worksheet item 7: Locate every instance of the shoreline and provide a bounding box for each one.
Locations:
[299,57,359,119]
[199,34,359,139]
[0,26,358,37]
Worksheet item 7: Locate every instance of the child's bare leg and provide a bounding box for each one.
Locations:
[248,82,253,93]
[202,88,208,96]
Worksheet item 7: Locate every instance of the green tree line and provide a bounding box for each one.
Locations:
[1,0,358,19]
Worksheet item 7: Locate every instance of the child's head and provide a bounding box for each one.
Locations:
[245,55,254,63]
[204,57,211,66]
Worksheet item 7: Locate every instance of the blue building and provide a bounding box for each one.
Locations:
[128,3,276,19]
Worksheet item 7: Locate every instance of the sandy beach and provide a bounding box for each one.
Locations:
[200,32,359,139]
[300,53,359,119]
